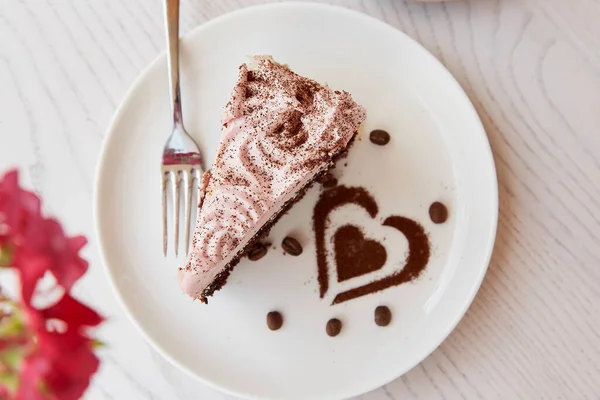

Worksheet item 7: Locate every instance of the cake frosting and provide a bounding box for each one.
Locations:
[179,56,366,301]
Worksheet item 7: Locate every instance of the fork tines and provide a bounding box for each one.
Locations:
[162,165,202,257]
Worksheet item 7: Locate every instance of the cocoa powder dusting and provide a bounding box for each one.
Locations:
[312,185,431,305]
[332,216,430,304]
[313,186,378,298]
[334,225,387,281]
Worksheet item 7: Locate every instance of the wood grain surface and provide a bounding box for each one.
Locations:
[1,0,599,399]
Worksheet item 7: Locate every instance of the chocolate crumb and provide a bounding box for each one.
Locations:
[326,318,342,337]
[369,129,390,145]
[282,236,302,256]
[320,173,338,189]
[267,311,283,331]
[429,202,448,224]
[374,306,392,326]
[247,243,268,261]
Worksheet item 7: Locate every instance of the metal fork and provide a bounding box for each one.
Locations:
[161,0,203,257]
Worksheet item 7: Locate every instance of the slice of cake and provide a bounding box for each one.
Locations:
[179,56,366,302]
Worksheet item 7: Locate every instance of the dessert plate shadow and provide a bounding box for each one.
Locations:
[94,3,498,400]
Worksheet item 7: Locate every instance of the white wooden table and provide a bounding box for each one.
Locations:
[1,0,599,399]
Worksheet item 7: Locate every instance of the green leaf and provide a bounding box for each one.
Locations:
[0,346,25,370]
[39,380,50,396]
[0,370,19,394]
[91,338,106,350]
[0,245,12,268]
[0,309,24,337]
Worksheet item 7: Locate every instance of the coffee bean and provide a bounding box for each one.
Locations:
[326,318,342,337]
[429,201,448,224]
[266,311,283,331]
[282,236,302,256]
[247,243,267,261]
[369,129,390,146]
[374,306,392,327]
[321,173,338,189]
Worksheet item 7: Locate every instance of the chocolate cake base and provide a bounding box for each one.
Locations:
[198,133,358,303]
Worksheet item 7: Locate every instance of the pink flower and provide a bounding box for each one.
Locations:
[13,298,102,400]
[0,169,103,400]
[0,170,41,245]
[26,293,103,333]
[0,170,88,302]
[16,330,100,400]
[15,354,51,400]
[13,218,88,303]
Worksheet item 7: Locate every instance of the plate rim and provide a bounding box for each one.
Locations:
[93,2,499,399]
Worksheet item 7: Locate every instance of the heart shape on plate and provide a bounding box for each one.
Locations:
[313,185,431,305]
[334,225,387,282]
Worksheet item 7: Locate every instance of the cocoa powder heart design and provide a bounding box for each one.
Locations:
[334,225,387,282]
[313,185,431,305]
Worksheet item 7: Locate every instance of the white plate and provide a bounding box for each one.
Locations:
[94,3,497,400]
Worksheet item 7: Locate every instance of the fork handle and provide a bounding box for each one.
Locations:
[164,0,183,126]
